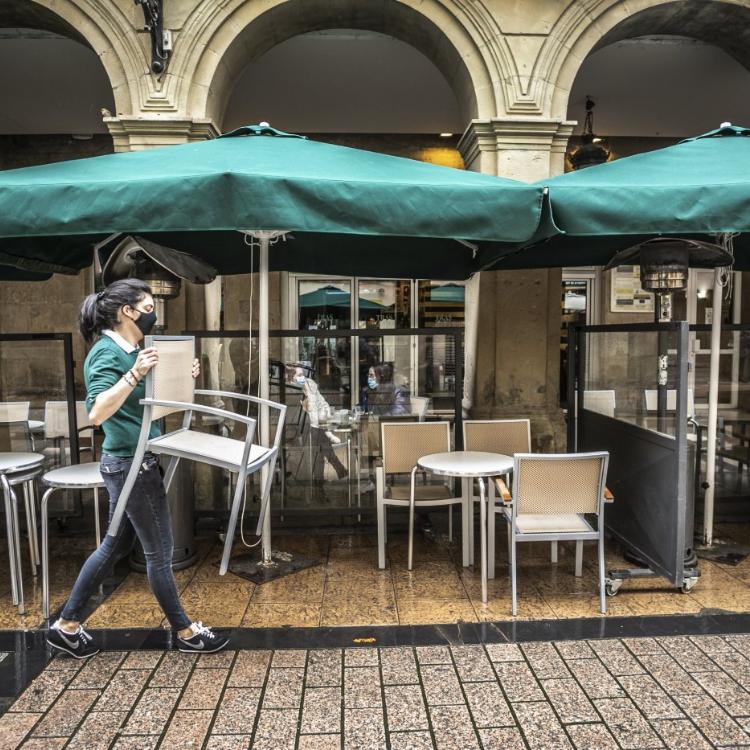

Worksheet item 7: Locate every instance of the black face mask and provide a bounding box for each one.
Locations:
[133,309,157,335]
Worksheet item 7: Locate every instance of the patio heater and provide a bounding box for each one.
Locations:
[102,235,217,569]
[606,237,733,546]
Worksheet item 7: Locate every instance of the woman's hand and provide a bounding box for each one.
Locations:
[192,358,200,380]
[133,347,159,379]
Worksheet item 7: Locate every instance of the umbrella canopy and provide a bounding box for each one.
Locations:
[0,124,547,281]
[299,285,385,311]
[487,124,750,270]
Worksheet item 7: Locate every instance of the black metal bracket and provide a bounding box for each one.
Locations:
[134,0,169,74]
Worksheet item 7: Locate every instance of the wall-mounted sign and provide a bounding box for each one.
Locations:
[610,265,654,313]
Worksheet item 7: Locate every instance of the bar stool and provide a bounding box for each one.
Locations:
[0,452,45,614]
[40,461,104,619]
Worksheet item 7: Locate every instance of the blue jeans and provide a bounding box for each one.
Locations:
[61,453,191,630]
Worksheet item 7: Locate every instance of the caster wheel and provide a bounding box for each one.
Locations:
[681,576,699,593]
[605,579,622,597]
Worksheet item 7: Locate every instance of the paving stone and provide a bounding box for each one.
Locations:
[555,640,596,660]
[344,666,382,709]
[690,635,739,659]
[484,643,524,662]
[31,689,100,738]
[691,670,750,717]
[566,659,625,700]
[211,687,261,734]
[593,697,664,749]
[380,648,419,685]
[415,646,451,665]
[94,668,151,712]
[262,667,305,709]
[17,739,66,749]
[616,674,683,720]
[588,639,645,676]
[344,707,387,750]
[725,635,750,660]
[68,652,126,689]
[204,736,253,750]
[650,718,714,750]
[159,709,213,750]
[660,637,720,673]
[493,661,545,702]
[709,651,750,692]
[228,650,271,687]
[196,650,236,669]
[385,684,429,732]
[298,734,343,750]
[121,687,181,734]
[271,649,308,668]
[637,653,703,696]
[522,642,571,679]
[541,677,598,724]
[565,723,620,750]
[511,701,573,749]
[301,686,342,734]
[450,645,495,682]
[429,705,480,750]
[149,652,197,688]
[10,671,75,713]
[307,649,342,687]
[674,691,750,747]
[253,708,298,750]
[346,648,379,667]
[66,710,127,750]
[111,737,159,750]
[622,638,665,656]
[0,712,40,749]
[419,664,464,705]
[389,730,435,750]
[121,651,163,670]
[478,727,527,750]
[179,665,229,709]
[463,681,514,727]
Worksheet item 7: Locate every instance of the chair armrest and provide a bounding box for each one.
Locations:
[604,486,614,503]
[195,389,287,414]
[139,399,258,428]
[491,476,512,503]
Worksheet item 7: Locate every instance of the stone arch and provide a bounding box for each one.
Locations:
[183,0,499,130]
[543,0,750,121]
[15,0,142,115]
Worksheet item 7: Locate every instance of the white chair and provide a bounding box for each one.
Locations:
[43,401,96,465]
[0,402,32,452]
[583,390,616,418]
[106,336,286,575]
[376,421,469,570]
[497,452,610,616]
[409,396,429,421]
[644,388,695,418]
[40,461,105,618]
[462,419,532,575]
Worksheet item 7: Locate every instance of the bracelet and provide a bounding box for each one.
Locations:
[129,368,141,383]
[122,371,137,387]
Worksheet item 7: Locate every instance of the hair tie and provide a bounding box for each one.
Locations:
[95,291,105,302]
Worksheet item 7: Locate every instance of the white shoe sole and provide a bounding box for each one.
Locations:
[176,640,230,654]
[46,638,100,660]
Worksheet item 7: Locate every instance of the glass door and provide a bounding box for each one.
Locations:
[560,274,596,407]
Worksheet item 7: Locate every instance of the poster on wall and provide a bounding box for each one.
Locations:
[610,265,654,313]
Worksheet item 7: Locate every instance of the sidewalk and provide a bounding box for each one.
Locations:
[1,633,749,749]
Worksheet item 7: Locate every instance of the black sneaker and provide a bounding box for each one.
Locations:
[46,621,100,660]
[176,622,230,653]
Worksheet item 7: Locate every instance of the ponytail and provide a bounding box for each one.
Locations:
[79,278,152,344]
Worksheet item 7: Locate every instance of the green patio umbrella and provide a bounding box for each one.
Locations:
[0,123,547,560]
[298,285,385,311]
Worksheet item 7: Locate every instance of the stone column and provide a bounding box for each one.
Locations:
[458,118,575,450]
[103,116,219,152]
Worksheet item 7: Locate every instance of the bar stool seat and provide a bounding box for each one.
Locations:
[0,452,45,614]
[41,462,104,619]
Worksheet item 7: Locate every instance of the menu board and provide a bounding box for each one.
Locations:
[610,265,654,313]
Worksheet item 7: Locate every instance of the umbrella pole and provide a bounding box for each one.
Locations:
[702,267,724,546]
[259,234,272,563]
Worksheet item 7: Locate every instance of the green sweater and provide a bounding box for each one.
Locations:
[84,335,160,457]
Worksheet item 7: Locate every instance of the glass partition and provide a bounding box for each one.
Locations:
[185,328,464,523]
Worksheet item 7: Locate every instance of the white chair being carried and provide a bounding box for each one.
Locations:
[106,336,286,575]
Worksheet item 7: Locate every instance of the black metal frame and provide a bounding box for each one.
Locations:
[0,333,79,464]
[134,0,170,74]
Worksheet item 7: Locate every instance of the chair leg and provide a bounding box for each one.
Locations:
[163,456,181,494]
[461,495,470,568]
[464,479,474,566]
[1,475,19,607]
[254,451,281,537]
[510,528,517,617]
[408,468,417,571]
[551,541,558,564]
[219,467,249,576]
[598,532,606,615]
[23,481,39,571]
[93,487,101,549]
[9,483,25,614]
[448,504,453,542]
[488,509,496,580]
[377,500,386,570]
[575,540,583,577]
[41,487,56,620]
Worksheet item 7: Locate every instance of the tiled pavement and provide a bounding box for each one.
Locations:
[2,634,750,749]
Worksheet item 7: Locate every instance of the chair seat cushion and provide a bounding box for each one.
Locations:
[507,512,592,534]
[387,484,453,501]
[43,462,104,488]
[150,430,270,471]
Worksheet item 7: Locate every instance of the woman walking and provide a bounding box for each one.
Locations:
[46,279,229,658]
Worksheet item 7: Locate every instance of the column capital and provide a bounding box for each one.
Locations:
[104,117,220,152]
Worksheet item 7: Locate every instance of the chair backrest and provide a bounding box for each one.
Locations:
[0,401,30,423]
[44,401,91,439]
[0,420,31,452]
[644,388,695,417]
[145,336,196,420]
[381,421,450,475]
[512,452,608,516]
[583,390,616,418]
[462,419,531,456]
[409,396,429,421]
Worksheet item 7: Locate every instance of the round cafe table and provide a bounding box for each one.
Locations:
[417,451,513,604]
